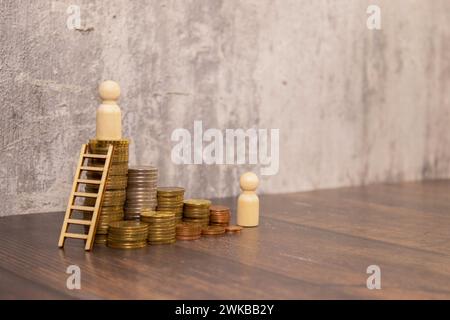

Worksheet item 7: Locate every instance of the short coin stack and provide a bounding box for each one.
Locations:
[183,199,211,227]
[84,139,129,244]
[157,187,185,223]
[209,205,231,227]
[107,221,148,249]
[176,223,202,241]
[201,225,226,236]
[140,209,176,245]
[125,166,158,220]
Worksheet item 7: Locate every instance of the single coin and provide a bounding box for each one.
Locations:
[225,225,243,233]
[201,225,225,235]
[184,199,212,207]
[210,205,230,212]
[157,187,185,194]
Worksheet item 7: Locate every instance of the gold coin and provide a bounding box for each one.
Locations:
[184,199,211,207]
[157,187,185,194]
[108,220,148,230]
[107,242,147,249]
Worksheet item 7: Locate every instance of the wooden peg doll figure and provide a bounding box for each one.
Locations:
[96,80,122,140]
[237,172,259,227]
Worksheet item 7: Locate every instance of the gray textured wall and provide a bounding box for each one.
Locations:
[1,0,450,216]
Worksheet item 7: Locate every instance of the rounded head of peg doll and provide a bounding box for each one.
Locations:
[240,172,259,191]
[99,80,120,103]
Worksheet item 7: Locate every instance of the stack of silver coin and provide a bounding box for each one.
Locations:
[124,166,158,220]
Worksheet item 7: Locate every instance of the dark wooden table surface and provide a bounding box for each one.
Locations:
[1,180,450,299]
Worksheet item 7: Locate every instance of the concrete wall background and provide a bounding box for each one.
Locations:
[1,0,449,216]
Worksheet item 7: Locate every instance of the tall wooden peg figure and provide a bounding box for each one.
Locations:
[237,172,260,227]
[96,80,122,140]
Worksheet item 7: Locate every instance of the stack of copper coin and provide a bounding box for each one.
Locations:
[201,225,226,236]
[175,223,202,241]
[209,205,231,227]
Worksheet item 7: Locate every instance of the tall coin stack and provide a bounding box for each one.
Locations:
[209,205,231,227]
[107,221,148,249]
[183,199,211,227]
[140,209,176,245]
[156,187,185,224]
[125,166,158,220]
[84,139,129,244]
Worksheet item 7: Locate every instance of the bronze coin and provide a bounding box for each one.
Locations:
[210,205,230,212]
[225,225,243,233]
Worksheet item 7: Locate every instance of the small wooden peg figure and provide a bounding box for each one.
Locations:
[237,172,260,227]
[96,80,122,140]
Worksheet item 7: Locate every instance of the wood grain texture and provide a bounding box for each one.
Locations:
[1,180,450,299]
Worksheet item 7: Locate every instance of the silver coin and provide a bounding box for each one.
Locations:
[127,172,158,176]
[127,191,157,194]
[127,185,157,188]
[126,181,158,185]
[127,181,158,185]
[129,165,158,171]
[127,190,157,194]
[127,179,158,187]
[127,173,158,177]
[126,194,157,197]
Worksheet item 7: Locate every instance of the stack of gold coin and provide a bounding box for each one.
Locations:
[201,225,226,236]
[140,209,176,245]
[107,221,148,249]
[176,223,202,241]
[125,166,158,220]
[209,205,231,227]
[183,199,211,227]
[88,139,129,164]
[84,139,129,244]
[157,187,185,223]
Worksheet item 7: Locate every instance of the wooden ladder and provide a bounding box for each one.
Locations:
[58,143,113,251]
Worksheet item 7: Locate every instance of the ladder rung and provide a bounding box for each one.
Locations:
[74,192,98,198]
[71,205,95,212]
[65,233,88,240]
[80,166,104,172]
[83,154,107,159]
[77,179,101,185]
[67,219,92,226]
